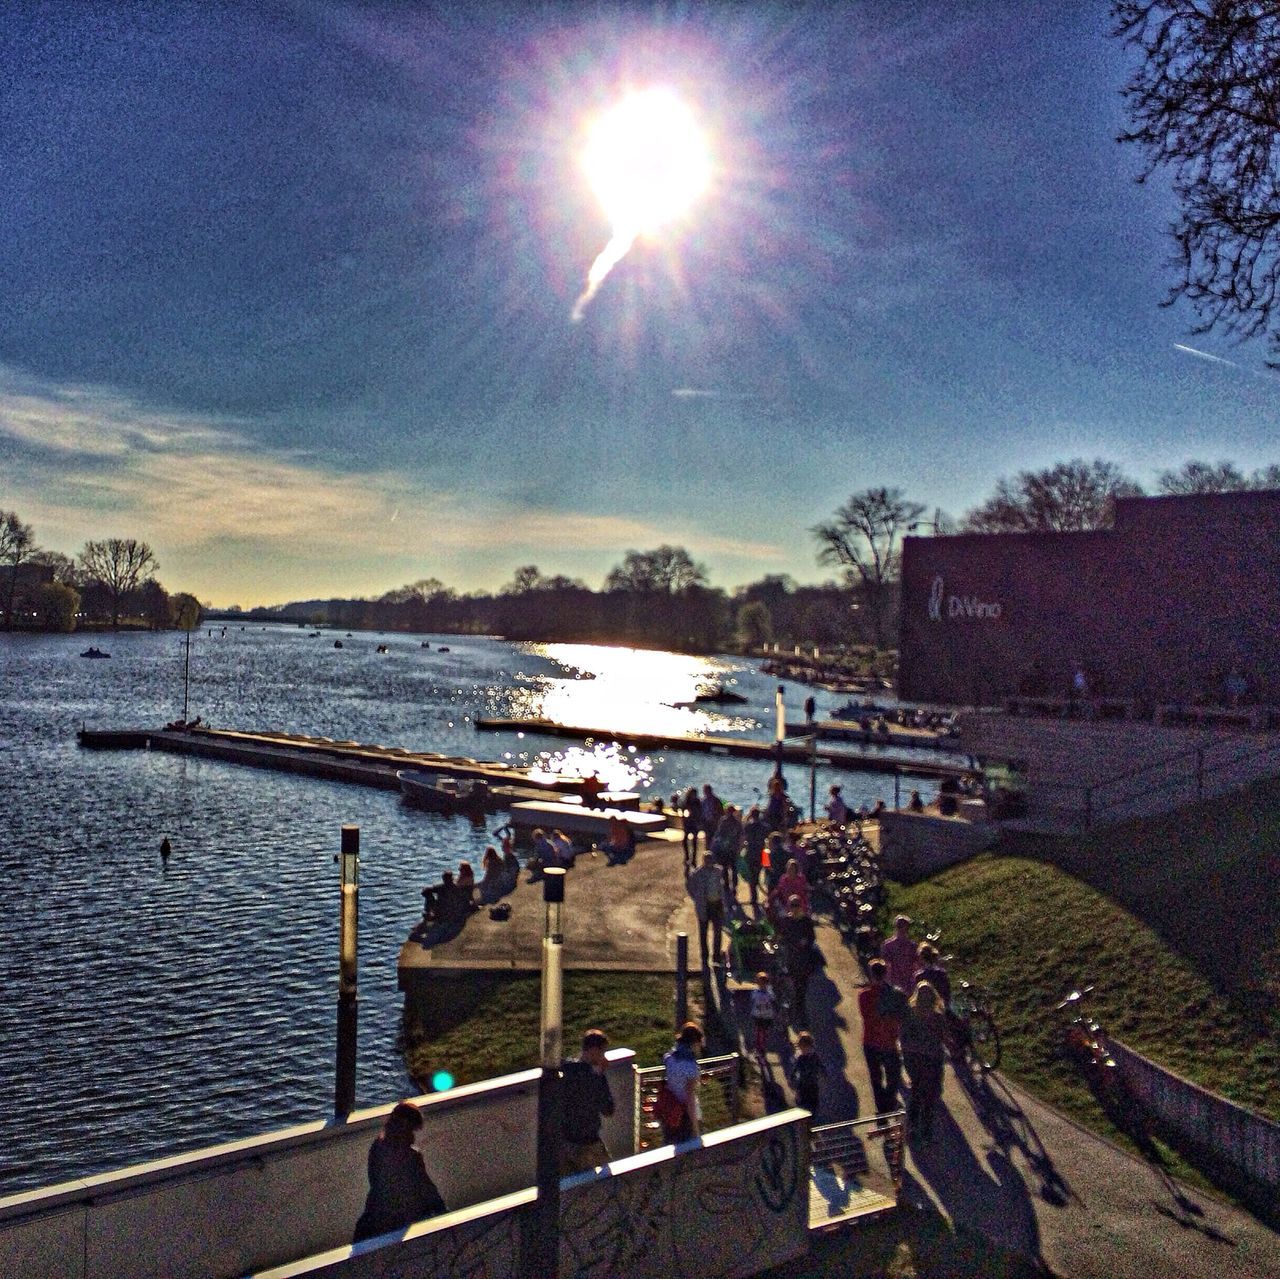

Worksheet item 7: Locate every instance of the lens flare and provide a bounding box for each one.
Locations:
[572,88,711,321]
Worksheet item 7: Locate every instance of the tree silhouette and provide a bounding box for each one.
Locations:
[79,538,159,628]
[0,510,36,630]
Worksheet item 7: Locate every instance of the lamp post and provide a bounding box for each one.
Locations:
[334,824,359,1118]
[528,865,566,1278]
[773,683,786,781]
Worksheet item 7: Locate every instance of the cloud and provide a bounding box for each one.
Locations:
[671,387,756,401]
[0,366,783,601]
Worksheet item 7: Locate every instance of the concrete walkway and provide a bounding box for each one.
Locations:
[775,908,1280,1279]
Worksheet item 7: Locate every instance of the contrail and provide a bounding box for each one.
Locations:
[571,228,637,323]
[1173,343,1241,369]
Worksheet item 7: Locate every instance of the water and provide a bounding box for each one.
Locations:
[0,626,940,1194]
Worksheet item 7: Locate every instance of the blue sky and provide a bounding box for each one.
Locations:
[3,1,1278,606]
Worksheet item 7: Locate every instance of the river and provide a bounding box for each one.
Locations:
[0,625,935,1194]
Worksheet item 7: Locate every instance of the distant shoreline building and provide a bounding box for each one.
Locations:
[898,491,1280,709]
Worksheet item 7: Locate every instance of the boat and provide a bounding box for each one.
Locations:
[438,645,450,652]
[376,644,389,654]
[831,698,892,721]
[79,647,111,659]
[672,684,748,708]
[333,640,343,649]
[397,769,492,816]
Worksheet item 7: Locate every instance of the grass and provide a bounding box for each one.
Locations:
[882,774,1280,1188]
[402,971,686,1089]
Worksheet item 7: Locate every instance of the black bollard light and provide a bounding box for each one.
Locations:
[526,866,566,1278]
[675,932,688,1028]
[334,824,359,1118]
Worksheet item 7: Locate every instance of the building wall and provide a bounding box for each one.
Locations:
[899,493,1280,708]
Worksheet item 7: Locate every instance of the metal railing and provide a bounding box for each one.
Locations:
[809,1112,906,1230]
[634,1052,740,1152]
[1079,731,1280,828]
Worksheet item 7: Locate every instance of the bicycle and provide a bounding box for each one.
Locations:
[949,980,1002,1072]
[1055,985,1121,1099]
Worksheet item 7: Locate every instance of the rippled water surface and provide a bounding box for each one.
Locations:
[0,627,926,1194]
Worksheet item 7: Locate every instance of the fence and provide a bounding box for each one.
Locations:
[808,1113,905,1230]
[634,1053,741,1153]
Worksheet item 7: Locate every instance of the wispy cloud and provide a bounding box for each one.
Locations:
[671,387,756,401]
[0,367,783,602]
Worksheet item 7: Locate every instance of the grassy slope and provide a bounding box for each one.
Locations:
[886,775,1280,1132]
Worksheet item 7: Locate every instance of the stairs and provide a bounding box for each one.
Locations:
[955,712,1280,832]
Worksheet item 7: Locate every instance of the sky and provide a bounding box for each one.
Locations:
[3,1,1279,608]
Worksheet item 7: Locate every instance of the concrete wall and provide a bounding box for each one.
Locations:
[256,1110,812,1279]
[0,1052,637,1279]
[873,811,999,883]
[1108,1037,1280,1193]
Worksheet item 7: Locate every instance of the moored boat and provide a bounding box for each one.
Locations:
[397,769,491,816]
[79,647,111,659]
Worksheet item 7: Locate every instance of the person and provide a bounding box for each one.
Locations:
[880,915,919,992]
[769,858,810,923]
[560,1029,616,1173]
[825,785,849,825]
[907,789,925,813]
[764,775,789,833]
[776,895,820,1028]
[660,1022,705,1143]
[528,828,555,874]
[601,816,635,864]
[580,772,605,808]
[857,959,903,1115]
[686,851,728,970]
[353,1101,446,1242]
[700,783,725,837]
[870,798,887,820]
[900,981,948,1140]
[915,942,952,1006]
[790,1030,827,1117]
[549,828,575,868]
[478,846,505,903]
[741,805,768,909]
[681,786,702,870]
[500,841,520,886]
[456,860,476,892]
[710,804,743,891]
[763,832,786,893]
[749,971,777,1057]
[159,836,172,862]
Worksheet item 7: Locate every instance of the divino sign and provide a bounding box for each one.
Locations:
[927,575,1002,622]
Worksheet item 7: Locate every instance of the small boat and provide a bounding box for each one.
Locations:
[334,640,344,649]
[376,644,389,653]
[79,646,111,659]
[673,684,748,708]
[398,770,491,816]
[438,645,450,652]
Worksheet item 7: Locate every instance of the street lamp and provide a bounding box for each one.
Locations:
[334,824,359,1118]
[773,683,786,781]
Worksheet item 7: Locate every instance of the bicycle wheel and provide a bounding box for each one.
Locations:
[966,1009,1001,1072]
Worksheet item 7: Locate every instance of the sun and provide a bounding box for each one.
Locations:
[581,87,711,238]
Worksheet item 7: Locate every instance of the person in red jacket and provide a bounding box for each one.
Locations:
[857,958,903,1114]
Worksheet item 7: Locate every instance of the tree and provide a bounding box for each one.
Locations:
[1113,3,1280,358]
[0,509,36,630]
[1157,458,1280,493]
[28,549,79,586]
[33,582,79,632]
[172,593,202,631]
[78,538,159,628]
[736,599,773,648]
[961,459,1143,533]
[504,565,544,594]
[812,488,924,648]
[604,545,707,594]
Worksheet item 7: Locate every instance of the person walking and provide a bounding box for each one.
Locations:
[710,803,744,892]
[749,971,777,1058]
[777,895,820,1028]
[741,805,767,909]
[560,1029,616,1174]
[686,851,729,970]
[900,981,948,1141]
[700,784,725,842]
[353,1101,446,1242]
[789,1030,828,1118]
[857,959,903,1115]
[681,786,701,870]
[825,785,850,825]
[880,914,919,992]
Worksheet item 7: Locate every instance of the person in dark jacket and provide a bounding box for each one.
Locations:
[560,1028,616,1173]
[353,1101,446,1242]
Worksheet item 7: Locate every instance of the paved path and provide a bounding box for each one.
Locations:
[755,904,1279,1279]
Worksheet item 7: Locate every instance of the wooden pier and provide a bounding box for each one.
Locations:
[78,721,970,788]
[472,717,969,779]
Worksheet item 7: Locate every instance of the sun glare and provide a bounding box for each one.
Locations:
[582,87,711,237]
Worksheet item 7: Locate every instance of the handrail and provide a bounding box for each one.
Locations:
[1080,732,1280,828]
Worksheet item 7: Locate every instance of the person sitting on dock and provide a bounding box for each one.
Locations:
[580,772,606,808]
[457,860,476,893]
[478,847,507,904]
[527,828,556,875]
[601,816,636,865]
[907,789,925,813]
[500,842,521,886]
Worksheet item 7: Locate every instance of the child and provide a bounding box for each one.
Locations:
[750,971,777,1057]
[790,1031,827,1116]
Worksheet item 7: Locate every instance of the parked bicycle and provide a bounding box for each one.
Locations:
[949,980,1002,1072]
[1055,985,1120,1098]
